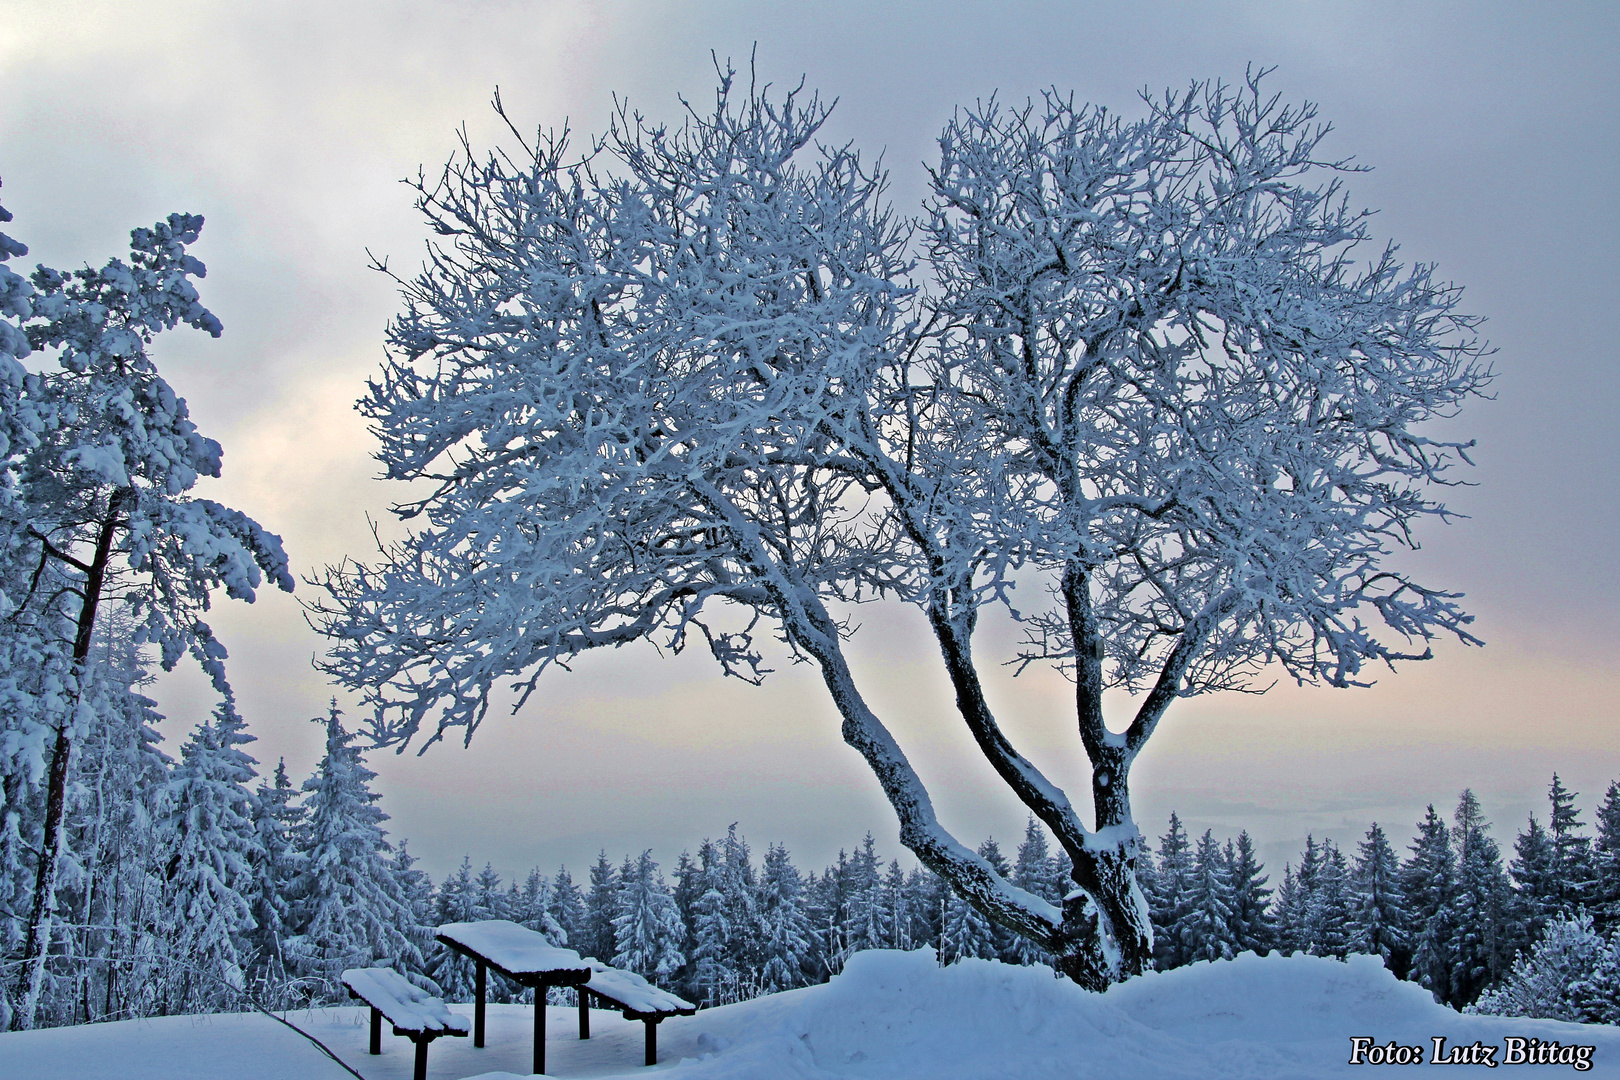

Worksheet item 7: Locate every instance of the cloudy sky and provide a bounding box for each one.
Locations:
[3,1,1616,882]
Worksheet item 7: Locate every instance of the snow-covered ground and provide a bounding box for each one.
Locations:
[7,950,1618,1079]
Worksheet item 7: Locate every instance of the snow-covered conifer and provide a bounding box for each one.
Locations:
[283,703,423,1002]
[612,851,684,984]
[1224,832,1274,956]
[548,866,585,949]
[1403,806,1458,1003]
[1547,774,1595,916]
[1176,830,1237,963]
[246,758,304,1000]
[757,843,813,993]
[938,884,998,965]
[1447,790,1511,1005]
[156,695,261,1013]
[1593,782,1620,932]
[1148,815,1194,968]
[1348,823,1407,969]
[1304,842,1353,960]
[1470,912,1620,1024]
[581,851,618,962]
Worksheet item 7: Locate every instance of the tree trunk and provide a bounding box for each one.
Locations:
[15,493,124,1030]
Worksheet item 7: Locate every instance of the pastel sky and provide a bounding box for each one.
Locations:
[3,1,1615,882]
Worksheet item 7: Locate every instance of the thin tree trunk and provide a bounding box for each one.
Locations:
[16,491,125,1029]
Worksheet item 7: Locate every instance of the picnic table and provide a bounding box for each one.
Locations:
[341,966,469,1080]
[576,959,697,1066]
[435,919,592,1074]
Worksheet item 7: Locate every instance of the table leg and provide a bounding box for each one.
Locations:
[369,1007,382,1055]
[413,1036,429,1080]
[578,986,590,1039]
[644,1017,659,1067]
[533,989,547,1075]
[475,960,487,1048]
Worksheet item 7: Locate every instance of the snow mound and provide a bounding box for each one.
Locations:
[577,950,1620,1079]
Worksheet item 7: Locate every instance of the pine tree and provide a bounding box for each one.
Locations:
[1176,830,1237,963]
[283,703,424,1003]
[1403,805,1458,1003]
[156,696,262,1014]
[938,884,998,965]
[1148,814,1194,969]
[840,833,888,964]
[390,841,436,989]
[1509,815,1558,953]
[581,851,619,963]
[1011,819,1061,966]
[1305,841,1353,960]
[1548,774,1595,916]
[1447,789,1511,1006]
[1470,912,1620,1024]
[245,758,304,1001]
[1349,823,1408,971]
[548,866,585,949]
[1274,836,1324,956]
[1593,782,1620,932]
[757,843,813,993]
[1224,832,1274,956]
[611,851,685,984]
[428,857,480,1000]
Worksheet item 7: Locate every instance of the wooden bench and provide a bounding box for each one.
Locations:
[436,919,593,1074]
[575,959,696,1066]
[341,966,469,1080]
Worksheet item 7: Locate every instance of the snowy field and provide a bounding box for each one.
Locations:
[7,950,1619,1079]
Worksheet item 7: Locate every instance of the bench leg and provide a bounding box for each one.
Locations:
[370,1007,382,1055]
[475,960,487,1048]
[578,987,590,1039]
[644,1017,660,1067]
[533,992,547,1075]
[413,1036,430,1080]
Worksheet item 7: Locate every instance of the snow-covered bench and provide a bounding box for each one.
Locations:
[341,966,469,1080]
[576,959,697,1066]
[435,919,593,1074]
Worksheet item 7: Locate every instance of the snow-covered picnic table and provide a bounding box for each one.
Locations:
[435,919,592,1073]
[577,959,697,1066]
[341,966,468,1080]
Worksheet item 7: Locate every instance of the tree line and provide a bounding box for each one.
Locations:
[8,635,1618,1031]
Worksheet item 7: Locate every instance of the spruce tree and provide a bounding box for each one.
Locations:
[938,884,998,965]
[548,866,585,949]
[582,851,619,962]
[840,833,888,963]
[611,850,685,984]
[284,703,424,1003]
[157,696,262,1014]
[1349,823,1408,972]
[1012,819,1062,966]
[757,843,812,993]
[246,758,304,1001]
[1148,814,1194,969]
[1403,805,1458,1003]
[1305,841,1353,960]
[1177,830,1237,963]
[1447,790,1511,1006]
[1224,831,1274,956]
[1509,815,1558,953]
[1548,774,1595,916]
[1593,782,1620,932]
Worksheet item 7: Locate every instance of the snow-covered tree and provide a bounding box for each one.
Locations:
[0,195,292,1027]
[1177,830,1237,963]
[757,843,813,993]
[581,852,618,963]
[612,851,685,984]
[1348,823,1407,969]
[1224,832,1274,956]
[312,68,1491,987]
[1470,912,1620,1025]
[246,759,304,1000]
[939,884,998,965]
[1593,782,1620,932]
[1547,775,1595,916]
[1147,814,1194,968]
[1403,806,1458,1003]
[1447,790,1510,1005]
[155,696,261,1014]
[284,704,424,1002]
